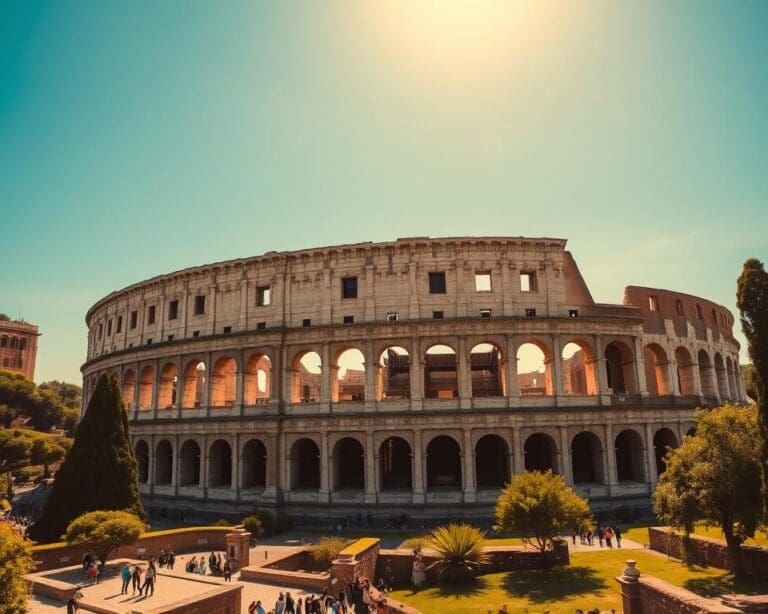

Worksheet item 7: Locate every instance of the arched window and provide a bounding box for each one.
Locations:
[242,439,267,489]
[604,341,636,394]
[379,437,412,490]
[675,348,695,395]
[244,354,272,404]
[158,363,177,409]
[475,435,509,488]
[179,440,201,486]
[517,341,552,396]
[470,343,505,398]
[333,349,366,402]
[291,438,320,490]
[155,440,173,485]
[138,365,154,410]
[426,436,462,489]
[571,432,605,484]
[182,360,206,408]
[524,433,558,472]
[135,441,149,484]
[561,341,598,395]
[333,437,365,490]
[644,344,671,396]
[615,430,645,482]
[653,428,678,476]
[378,347,410,400]
[208,440,233,487]
[291,351,321,403]
[424,345,458,399]
[211,357,237,407]
[697,350,717,398]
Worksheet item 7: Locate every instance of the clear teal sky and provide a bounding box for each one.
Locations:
[1,1,766,384]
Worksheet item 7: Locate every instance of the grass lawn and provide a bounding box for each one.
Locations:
[389,549,767,614]
[621,524,768,548]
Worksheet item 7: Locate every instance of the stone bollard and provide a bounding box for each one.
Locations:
[616,560,642,614]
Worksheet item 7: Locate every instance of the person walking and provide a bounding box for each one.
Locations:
[614,525,622,548]
[120,562,131,594]
[140,562,156,597]
[223,560,232,582]
[131,565,142,595]
[296,597,303,614]
[275,592,286,614]
[285,591,295,614]
[66,591,83,614]
[168,550,176,569]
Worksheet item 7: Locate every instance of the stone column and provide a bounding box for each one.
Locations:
[595,335,611,405]
[506,336,520,404]
[691,360,703,397]
[616,561,642,614]
[235,348,245,411]
[239,277,249,331]
[462,428,476,502]
[412,430,425,503]
[512,428,524,474]
[148,435,156,495]
[180,284,189,338]
[320,344,332,409]
[410,337,423,409]
[174,355,184,417]
[364,263,376,322]
[151,359,160,415]
[455,259,468,318]
[551,334,564,399]
[605,423,618,493]
[364,341,377,406]
[365,432,376,503]
[225,528,252,570]
[203,351,212,413]
[558,426,573,485]
[207,283,218,336]
[319,431,330,502]
[633,337,649,396]
[407,262,420,320]
[172,434,180,495]
[669,357,682,396]
[458,336,471,408]
[644,423,658,488]
[132,362,140,418]
[201,436,210,497]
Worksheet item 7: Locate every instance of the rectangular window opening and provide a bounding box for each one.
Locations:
[194,295,206,316]
[302,318,311,327]
[147,305,156,325]
[387,312,399,322]
[256,322,266,330]
[520,271,537,292]
[130,311,138,329]
[475,272,492,292]
[192,330,200,338]
[167,334,175,342]
[568,309,579,318]
[343,315,354,324]
[342,277,358,299]
[116,316,123,334]
[428,272,447,294]
[107,320,112,336]
[256,286,271,306]
[480,309,491,319]
[525,308,537,318]
[648,296,659,312]
[223,326,232,334]
[696,304,703,319]
[168,300,179,320]
[432,310,444,319]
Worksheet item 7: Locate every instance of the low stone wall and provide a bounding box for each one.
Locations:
[265,549,327,573]
[30,527,231,572]
[240,547,331,593]
[331,537,381,593]
[648,527,768,581]
[143,584,242,614]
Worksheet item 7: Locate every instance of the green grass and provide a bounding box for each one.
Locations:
[620,524,768,548]
[389,549,767,614]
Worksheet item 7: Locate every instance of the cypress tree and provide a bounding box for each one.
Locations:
[736,257,768,512]
[29,374,144,543]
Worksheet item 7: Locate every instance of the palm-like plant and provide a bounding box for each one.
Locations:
[426,523,489,583]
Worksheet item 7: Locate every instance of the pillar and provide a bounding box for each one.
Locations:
[558,426,573,485]
[644,423,658,488]
[412,430,424,503]
[364,342,376,406]
[458,336,471,407]
[595,335,611,404]
[319,431,330,502]
[551,334,564,399]
[410,337,423,409]
[605,423,618,492]
[320,344,332,408]
[365,432,376,503]
[512,429,524,475]
[506,336,520,404]
[616,561,642,614]
[462,428,476,502]
[232,435,241,498]
[225,528,252,570]
[235,349,245,410]
[691,360,703,397]
[633,337,649,396]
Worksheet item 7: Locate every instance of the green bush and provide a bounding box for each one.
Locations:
[14,465,44,484]
[310,536,349,569]
[426,523,489,584]
[214,519,232,527]
[242,515,264,538]
[252,510,276,536]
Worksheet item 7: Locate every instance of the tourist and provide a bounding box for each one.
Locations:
[86,563,98,584]
[196,559,206,575]
[140,561,156,597]
[81,551,92,575]
[285,591,295,614]
[223,560,232,582]
[605,527,614,549]
[597,527,604,547]
[131,564,142,595]
[296,597,303,614]
[614,526,622,548]
[168,549,176,569]
[255,600,267,614]
[120,562,131,594]
[411,555,426,589]
[338,590,349,613]
[275,592,286,614]
[66,591,83,614]
[249,602,257,614]
[186,556,196,573]
[209,551,217,574]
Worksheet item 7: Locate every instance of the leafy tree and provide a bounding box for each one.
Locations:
[653,404,764,578]
[0,523,34,613]
[29,374,145,543]
[241,515,264,539]
[743,364,758,402]
[737,258,768,512]
[64,510,145,564]
[0,429,69,496]
[310,536,349,569]
[0,313,9,321]
[426,523,489,584]
[0,371,82,432]
[494,470,592,553]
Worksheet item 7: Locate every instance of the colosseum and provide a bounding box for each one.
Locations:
[81,237,746,522]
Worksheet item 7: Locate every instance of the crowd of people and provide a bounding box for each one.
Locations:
[1,511,31,538]
[571,525,623,548]
[248,577,390,614]
[184,550,232,580]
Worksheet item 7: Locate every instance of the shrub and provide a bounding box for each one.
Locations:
[242,515,264,538]
[426,524,488,584]
[310,536,349,569]
[0,523,34,613]
[214,519,232,527]
[64,510,145,564]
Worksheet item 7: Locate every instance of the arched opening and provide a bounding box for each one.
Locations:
[155,440,173,485]
[686,426,697,438]
[333,437,365,490]
[644,344,671,396]
[571,432,605,484]
[158,363,177,409]
[291,438,320,490]
[242,439,267,489]
[726,357,737,401]
[121,369,136,409]
[604,341,636,394]
[182,361,206,408]
[714,353,728,399]
[561,341,598,395]
[179,440,201,486]
[208,440,232,487]
[138,365,154,410]
[291,351,321,403]
[211,357,237,407]
[653,428,678,476]
[470,343,505,397]
[379,437,412,490]
[426,435,462,489]
[697,350,717,398]
[615,429,645,482]
[524,433,558,472]
[135,440,149,484]
[675,348,696,395]
[244,354,272,404]
[517,341,552,396]
[424,344,458,399]
[378,347,411,400]
[333,348,366,402]
[475,434,509,488]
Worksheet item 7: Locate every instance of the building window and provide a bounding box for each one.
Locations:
[107,320,112,336]
[167,334,175,341]
[256,286,271,306]
[525,308,537,318]
[303,318,311,327]
[146,338,153,345]
[429,272,447,294]
[648,296,659,312]
[696,304,703,319]
[675,299,684,316]
[711,308,717,325]
[520,271,537,292]
[130,310,138,329]
[433,310,444,319]
[0,336,6,347]
[387,312,399,322]
[480,309,491,319]
[475,271,492,292]
[147,305,156,325]
[168,300,179,320]
[19,338,27,351]
[223,326,232,334]
[192,330,200,338]
[343,315,354,324]
[342,277,358,299]
[256,322,266,330]
[116,316,122,333]
[98,323,103,340]
[568,309,579,318]
[194,295,206,315]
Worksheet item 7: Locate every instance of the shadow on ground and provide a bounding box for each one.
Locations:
[501,565,608,603]
[684,575,768,598]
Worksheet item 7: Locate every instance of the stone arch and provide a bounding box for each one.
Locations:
[155,440,173,485]
[615,429,646,482]
[378,346,411,400]
[644,344,671,396]
[517,339,553,396]
[604,340,637,394]
[675,347,696,395]
[379,437,412,490]
[561,340,598,395]
[571,431,605,484]
[179,439,201,486]
[138,365,154,410]
[208,439,233,487]
[714,352,728,399]
[475,434,509,488]
[653,428,678,476]
[524,433,558,472]
[244,353,272,405]
[291,438,320,490]
[242,438,267,489]
[182,360,206,408]
[121,369,136,409]
[470,342,505,398]
[211,357,237,407]
[426,435,462,489]
[158,362,178,409]
[424,344,458,399]
[333,436,365,490]
[697,350,717,397]
[333,348,366,402]
[291,351,321,403]
[135,440,149,484]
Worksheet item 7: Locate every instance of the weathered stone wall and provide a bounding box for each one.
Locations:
[617,572,742,614]
[144,584,242,614]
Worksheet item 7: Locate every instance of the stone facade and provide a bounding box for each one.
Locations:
[0,318,40,380]
[80,237,746,520]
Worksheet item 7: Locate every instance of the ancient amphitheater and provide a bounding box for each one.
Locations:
[81,237,746,521]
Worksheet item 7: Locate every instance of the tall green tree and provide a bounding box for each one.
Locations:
[736,257,768,511]
[29,374,144,543]
[653,404,764,578]
[0,523,34,614]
